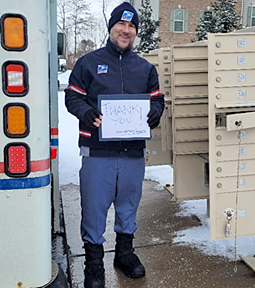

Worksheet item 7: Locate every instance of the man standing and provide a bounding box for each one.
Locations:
[65,2,164,287]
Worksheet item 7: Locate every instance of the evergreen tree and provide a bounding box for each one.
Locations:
[133,0,161,53]
[195,0,241,41]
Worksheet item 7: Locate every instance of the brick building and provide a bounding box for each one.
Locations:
[132,0,243,47]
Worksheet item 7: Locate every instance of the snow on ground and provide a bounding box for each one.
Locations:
[58,70,255,262]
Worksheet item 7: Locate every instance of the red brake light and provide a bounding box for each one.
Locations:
[4,144,30,177]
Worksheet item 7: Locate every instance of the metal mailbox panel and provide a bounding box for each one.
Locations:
[175,141,208,154]
[175,129,208,142]
[215,159,255,177]
[175,72,208,86]
[164,91,171,101]
[145,126,172,166]
[163,64,171,76]
[161,49,171,64]
[215,144,255,162]
[174,85,208,98]
[213,70,255,87]
[214,174,255,193]
[175,117,208,129]
[227,112,255,131]
[212,86,255,103]
[173,59,208,72]
[213,52,255,70]
[173,45,208,59]
[165,102,172,117]
[211,33,255,53]
[213,191,255,239]
[215,52,255,70]
[215,128,255,145]
[173,154,209,200]
[163,76,171,89]
[140,53,158,65]
[174,104,208,117]
[161,107,172,152]
[175,99,208,105]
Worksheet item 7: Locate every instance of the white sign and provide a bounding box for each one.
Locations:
[98,94,151,141]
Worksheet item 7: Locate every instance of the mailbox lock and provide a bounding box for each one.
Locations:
[216,135,222,141]
[164,67,168,72]
[224,208,234,237]
[216,59,221,65]
[216,151,222,157]
[224,208,234,220]
[235,120,242,127]
[217,183,222,188]
[217,167,222,173]
[164,55,168,60]
[216,94,221,99]
[216,42,221,48]
[216,77,222,82]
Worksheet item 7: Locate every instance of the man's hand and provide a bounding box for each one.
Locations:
[147,108,160,129]
[84,108,102,128]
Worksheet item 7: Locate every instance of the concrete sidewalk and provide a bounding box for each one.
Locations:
[61,181,255,288]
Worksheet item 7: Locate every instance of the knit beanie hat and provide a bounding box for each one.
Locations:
[108,2,139,33]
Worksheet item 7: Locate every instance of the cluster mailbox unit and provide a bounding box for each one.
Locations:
[142,31,255,261]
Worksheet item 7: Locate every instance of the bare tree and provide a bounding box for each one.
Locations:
[67,0,94,55]
[57,0,71,32]
[94,0,122,47]
[57,0,72,53]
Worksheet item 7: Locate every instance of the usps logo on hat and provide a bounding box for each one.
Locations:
[97,65,108,74]
[121,10,134,22]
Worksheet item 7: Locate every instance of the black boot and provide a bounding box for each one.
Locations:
[114,233,145,278]
[84,243,105,288]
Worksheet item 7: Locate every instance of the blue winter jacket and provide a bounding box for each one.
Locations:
[65,38,164,156]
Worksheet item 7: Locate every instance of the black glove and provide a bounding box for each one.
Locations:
[147,108,160,129]
[84,108,102,128]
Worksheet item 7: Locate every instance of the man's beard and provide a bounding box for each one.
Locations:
[110,36,133,51]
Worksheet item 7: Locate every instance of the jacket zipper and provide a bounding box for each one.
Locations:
[119,54,124,94]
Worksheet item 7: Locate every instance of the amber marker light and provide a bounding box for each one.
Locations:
[1,14,27,50]
[3,104,29,138]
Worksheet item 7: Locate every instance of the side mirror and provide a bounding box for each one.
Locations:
[57,32,66,56]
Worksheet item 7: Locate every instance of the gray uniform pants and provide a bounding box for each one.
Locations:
[79,156,145,244]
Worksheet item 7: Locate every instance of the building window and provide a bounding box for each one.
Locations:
[198,10,214,24]
[199,10,204,23]
[247,6,255,27]
[170,9,189,33]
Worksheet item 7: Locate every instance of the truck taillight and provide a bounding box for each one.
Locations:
[4,104,29,137]
[1,14,27,51]
[4,143,30,177]
[51,147,57,159]
[6,64,24,93]
[3,61,28,96]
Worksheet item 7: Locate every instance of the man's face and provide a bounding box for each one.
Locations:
[110,20,137,50]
